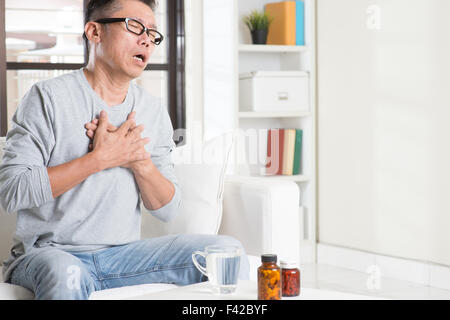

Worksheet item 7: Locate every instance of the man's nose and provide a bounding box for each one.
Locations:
[139,33,151,47]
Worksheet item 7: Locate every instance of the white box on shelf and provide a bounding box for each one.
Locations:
[239,71,309,112]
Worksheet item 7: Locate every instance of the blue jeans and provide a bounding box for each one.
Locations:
[9,234,250,300]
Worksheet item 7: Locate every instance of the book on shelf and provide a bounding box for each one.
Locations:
[266,1,296,46]
[282,129,296,175]
[265,1,305,46]
[293,129,303,175]
[296,0,305,46]
[265,128,303,176]
[266,129,284,175]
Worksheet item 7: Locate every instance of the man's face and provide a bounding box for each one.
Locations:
[98,0,158,80]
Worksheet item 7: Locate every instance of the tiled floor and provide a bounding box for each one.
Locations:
[300,263,450,300]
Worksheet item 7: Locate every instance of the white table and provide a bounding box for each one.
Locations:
[129,280,387,300]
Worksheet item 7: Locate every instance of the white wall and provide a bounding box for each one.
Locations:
[317,0,450,266]
[184,0,204,146]
[202,0,236,142]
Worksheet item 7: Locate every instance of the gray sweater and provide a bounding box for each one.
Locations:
[0,69,181,282]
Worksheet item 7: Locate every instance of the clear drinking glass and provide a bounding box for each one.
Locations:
[192,245,241,295]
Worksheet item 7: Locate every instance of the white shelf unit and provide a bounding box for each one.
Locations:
[232,0,317,264]
[255,174,312,182]
[239,44,308,53]
[238,111,312,118]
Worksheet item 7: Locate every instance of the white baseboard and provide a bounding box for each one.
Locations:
[317,243,450,291]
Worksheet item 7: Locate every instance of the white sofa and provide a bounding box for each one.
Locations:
[0,136,301,300]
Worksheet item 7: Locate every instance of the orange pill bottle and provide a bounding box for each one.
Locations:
[257,254,281,300]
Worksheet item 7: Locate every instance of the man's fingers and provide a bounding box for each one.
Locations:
[107,123,117,132]
[127,124,145,140]
[85,123,97,131]
[89,112,133,136]
[135,124,145,134]
[126,112,137,135]
[86,130,94,140]
[117,118,136,136]
[85,122,115,134]
[132,138,150,152]
[127,111,136,121]
[136,137,151,147]
[97,111,109,132]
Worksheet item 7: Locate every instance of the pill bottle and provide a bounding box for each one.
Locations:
[281,260,300,297]
[257,254,281,300]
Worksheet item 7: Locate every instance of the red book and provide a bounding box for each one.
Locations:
[266,129,284,175]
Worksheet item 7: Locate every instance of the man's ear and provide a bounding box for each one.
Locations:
[84,22,102,45]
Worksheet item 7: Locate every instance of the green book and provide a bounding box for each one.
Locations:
[293,129,303,175]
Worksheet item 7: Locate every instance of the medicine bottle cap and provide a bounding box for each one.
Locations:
[261,254,277,263]
[280,260,298,269]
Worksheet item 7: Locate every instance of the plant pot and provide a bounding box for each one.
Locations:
[251,29,268,45]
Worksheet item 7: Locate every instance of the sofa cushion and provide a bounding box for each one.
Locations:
[0,282,34,300]
[0,281,177,300]
[89,283,178,300]
[0,267,179,300]
[141,133,234,237]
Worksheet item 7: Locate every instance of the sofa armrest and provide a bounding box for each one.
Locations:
[219,175,301,264]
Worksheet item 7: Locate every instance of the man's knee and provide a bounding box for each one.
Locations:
[25,250,94,300]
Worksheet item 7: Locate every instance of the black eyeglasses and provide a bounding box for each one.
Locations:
[95,18,164,45]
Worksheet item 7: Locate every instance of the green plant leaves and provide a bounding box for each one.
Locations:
[243,10,273,31]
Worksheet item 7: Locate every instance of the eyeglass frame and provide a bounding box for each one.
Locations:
[94,18,164,45]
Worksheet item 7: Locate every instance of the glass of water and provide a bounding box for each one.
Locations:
[192,245,241,295]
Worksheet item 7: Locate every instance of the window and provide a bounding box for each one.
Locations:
[0,0,185,144]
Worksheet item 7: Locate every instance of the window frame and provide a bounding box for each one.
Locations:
[0,0,186,143]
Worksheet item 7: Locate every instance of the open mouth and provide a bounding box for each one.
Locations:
[133,54,146,64]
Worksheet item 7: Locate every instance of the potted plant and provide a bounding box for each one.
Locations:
[243,10,273,45]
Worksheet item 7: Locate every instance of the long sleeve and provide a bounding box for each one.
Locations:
[143,107,181,222]
[0,84,55,214]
